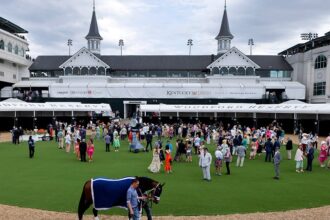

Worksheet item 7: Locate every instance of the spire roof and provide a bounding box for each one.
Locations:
[85,3,103,40]
[215,3,233,40]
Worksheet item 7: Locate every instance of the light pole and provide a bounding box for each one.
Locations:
[248,38,254,55]
[187,39,193,56]
[119,39,124,56]
[67,39,72,56]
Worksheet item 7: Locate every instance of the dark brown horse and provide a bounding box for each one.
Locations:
[78,177,164,220]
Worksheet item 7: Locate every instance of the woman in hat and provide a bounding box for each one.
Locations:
[319,141,328,168]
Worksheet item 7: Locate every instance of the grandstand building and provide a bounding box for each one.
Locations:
[9,2,305,118]
[0,17,32,93]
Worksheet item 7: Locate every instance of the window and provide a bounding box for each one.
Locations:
[212,68,220,75]
[14,45,18,55]
[13,74,16,79]
[21,47,25,57]
[8,43,12,52]
[315,55,327,69]
[313,82,326,96]
[0,40,4,50]
[0,71,4,77]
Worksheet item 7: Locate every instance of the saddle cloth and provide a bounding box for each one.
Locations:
[91,177,134,210]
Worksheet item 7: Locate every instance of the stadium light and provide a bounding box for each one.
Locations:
[67,39,73,56]
[301,33,318,41]
[187,39,193,56]
[248,38,254,55]
[118,39,124,56]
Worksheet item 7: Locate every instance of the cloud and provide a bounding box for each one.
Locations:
[1,0,330,57]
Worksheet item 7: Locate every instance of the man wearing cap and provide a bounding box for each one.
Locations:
[199,147,212,181]
[273,147,281,180]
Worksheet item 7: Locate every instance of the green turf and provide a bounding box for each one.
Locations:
[0,138,330,216]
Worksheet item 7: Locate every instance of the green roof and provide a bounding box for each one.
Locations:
[0,17,28,34]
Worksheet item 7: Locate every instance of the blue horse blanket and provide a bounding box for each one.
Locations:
[91,177,134,210]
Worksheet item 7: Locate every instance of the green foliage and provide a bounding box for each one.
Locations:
[0,139,330,216]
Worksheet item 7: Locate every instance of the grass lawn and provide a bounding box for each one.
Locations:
[0,138,330,216]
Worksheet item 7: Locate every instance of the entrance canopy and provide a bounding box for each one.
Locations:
[140,102,330,115]
[0,101,111,113]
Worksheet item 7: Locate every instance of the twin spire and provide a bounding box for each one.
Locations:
[215,0,234,54]
[84,0,232,55]
[86,0,102,54]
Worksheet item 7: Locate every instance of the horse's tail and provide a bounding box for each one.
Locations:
[78,180,91,220]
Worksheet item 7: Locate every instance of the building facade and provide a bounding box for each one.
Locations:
[9,3,305,118]
[0,17,32,92]
[279,33,330,103]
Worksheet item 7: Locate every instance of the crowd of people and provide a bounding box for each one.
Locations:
[20,119,330,182]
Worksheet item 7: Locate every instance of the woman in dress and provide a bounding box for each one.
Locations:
[75,138,80,160]
[87,139,95,162]
[148,146,161,173]
[164,146,172,174]
[319,141,328,167]
[113,133,120,152]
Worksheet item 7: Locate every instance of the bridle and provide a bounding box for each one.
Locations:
[139,182,161,207]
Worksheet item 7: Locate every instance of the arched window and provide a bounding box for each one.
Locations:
[14,45,18,55]
[220,67,228,75]
[7,43,12,52]
[89,67,97,75]
[246,67,255,75]
[229,67,237,75]
[237,67,245,76]
[315,55,327,69]
[73,67,80,75]
[212,67,220,75]
[98,67,105,75]
[21,47,25,57]
[0,40,4,50]
[81,67,88,75]
[65,67,72,75]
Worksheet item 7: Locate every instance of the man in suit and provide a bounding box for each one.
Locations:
[306,145,315,171]
[265,138,273,162]
[199,147,212,182]
[273,147,281,180]
[145,131,153,152]
[79,139,87,162]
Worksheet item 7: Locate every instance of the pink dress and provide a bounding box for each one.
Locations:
[319,144,328,163]
[87,144,95,157]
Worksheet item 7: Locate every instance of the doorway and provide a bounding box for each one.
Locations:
[123,101,147,119]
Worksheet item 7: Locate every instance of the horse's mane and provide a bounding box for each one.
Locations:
[136,176,158,192]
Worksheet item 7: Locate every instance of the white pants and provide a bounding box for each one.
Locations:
[202,166,211,180]
[236,156,245,167]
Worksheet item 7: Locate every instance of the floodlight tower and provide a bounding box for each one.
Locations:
[118,39,124,56]
[301,33,318,41]
[248,38,254,55]
[67,39,73,56]
[187,39,193,56]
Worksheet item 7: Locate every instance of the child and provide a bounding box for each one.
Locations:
[319,141,328,167]
[294,144,304,173]
[186,138,193,162]
[87,139,95,162]
[113,133,120,152]
[75,139,80,160]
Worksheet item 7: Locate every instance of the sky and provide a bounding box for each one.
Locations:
[1,0,330,58]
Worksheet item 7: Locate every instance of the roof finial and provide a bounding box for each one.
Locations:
[225,0,227,9]
[93,0,95,11]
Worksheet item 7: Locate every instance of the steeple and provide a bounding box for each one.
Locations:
[86,0,102,54]
[215,0,234,54]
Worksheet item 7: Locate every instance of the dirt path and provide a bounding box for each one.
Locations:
[1,204,330,220]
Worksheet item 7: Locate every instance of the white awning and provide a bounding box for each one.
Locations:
[0,102,111,112]
[140,103,330,115]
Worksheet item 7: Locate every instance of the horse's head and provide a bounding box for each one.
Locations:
[151,182,164,204]
[137,177,164,204]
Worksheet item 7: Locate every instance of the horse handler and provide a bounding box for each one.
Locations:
[127,179,147,220]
